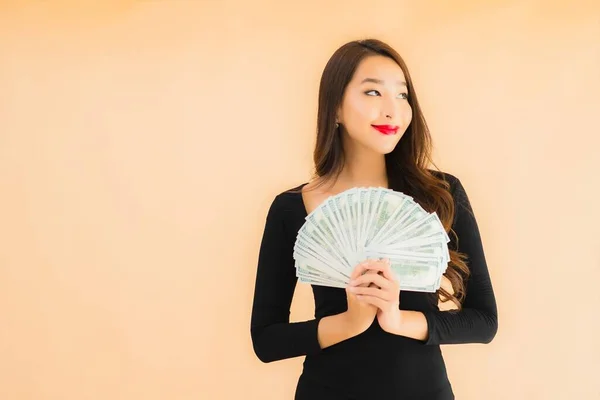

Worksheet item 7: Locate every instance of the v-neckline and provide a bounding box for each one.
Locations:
[297,182,310,217]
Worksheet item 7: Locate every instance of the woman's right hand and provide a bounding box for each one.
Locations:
[343,260,379,335]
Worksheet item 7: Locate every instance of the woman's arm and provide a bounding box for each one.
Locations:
[419,175,498,345]
[250,194,321,363]
[389,310,429,341]
[334,174,498,345]
[250,194,359,363]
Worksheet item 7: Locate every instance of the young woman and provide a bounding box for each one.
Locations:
[250,38,498,400]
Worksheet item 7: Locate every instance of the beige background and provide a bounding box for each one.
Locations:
[1,1,599,399]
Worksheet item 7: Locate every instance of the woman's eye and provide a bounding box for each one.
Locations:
[365,90,408,99]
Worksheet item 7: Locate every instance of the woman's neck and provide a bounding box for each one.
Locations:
[335,153,388,189]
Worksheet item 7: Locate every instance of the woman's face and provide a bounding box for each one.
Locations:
[337,55,413,155]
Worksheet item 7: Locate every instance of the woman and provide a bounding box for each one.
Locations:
[250,38,498,400]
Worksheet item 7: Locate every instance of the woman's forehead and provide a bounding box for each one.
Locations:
[351,56,406,86]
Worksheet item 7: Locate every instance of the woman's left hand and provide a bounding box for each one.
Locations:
[347,258,402,335]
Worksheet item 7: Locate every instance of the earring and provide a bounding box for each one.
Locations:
[335,122,339,128]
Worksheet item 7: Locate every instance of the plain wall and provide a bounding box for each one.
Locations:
[1,1,599,399]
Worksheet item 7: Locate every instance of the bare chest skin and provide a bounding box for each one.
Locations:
[301,178,389,214]
[300,181,345,215]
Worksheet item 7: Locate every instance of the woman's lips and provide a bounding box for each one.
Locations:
[371,125,399,135]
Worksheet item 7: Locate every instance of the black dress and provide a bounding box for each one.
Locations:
[250,172,498,400]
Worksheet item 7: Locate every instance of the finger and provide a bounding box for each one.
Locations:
[350,258,381,280]
[349,261,376,288]
[365,268,379,286]
[350,260,372,280]
[362,263,382,285]
[349,272,390,289]
[356,294,388,310]
[362,260,386,273]
[366,259,398,284]
[348,285,395,301]
[353,260,395,285]
[380,258,398,283]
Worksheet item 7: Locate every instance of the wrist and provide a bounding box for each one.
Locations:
[340,311,367,337]
[389,310,429,341]
[392,309,405,335]
[317,312,358,349]
[381,309,404,336]
[340,311,357,336]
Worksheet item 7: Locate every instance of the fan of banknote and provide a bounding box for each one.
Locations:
[293,187,451,293]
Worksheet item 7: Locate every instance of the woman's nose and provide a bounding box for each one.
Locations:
[381,96,398,121]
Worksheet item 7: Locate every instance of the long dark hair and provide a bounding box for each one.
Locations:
[297,38,470,309]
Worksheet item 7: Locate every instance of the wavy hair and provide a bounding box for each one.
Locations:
[297,39,470,308]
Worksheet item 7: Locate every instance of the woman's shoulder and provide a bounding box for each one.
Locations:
[266,182,307,214]
[429,168,460,187]
[429,169,472,197]
[276,182,307,199]
[429,169,474,219]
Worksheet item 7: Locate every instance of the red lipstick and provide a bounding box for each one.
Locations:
[371,125,399,135]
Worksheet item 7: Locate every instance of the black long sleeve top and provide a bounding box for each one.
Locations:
[250,172,498,400]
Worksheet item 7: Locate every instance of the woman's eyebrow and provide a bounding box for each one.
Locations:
[360,77,407,87]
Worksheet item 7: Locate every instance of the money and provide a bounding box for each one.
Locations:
[293,187,450,292]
